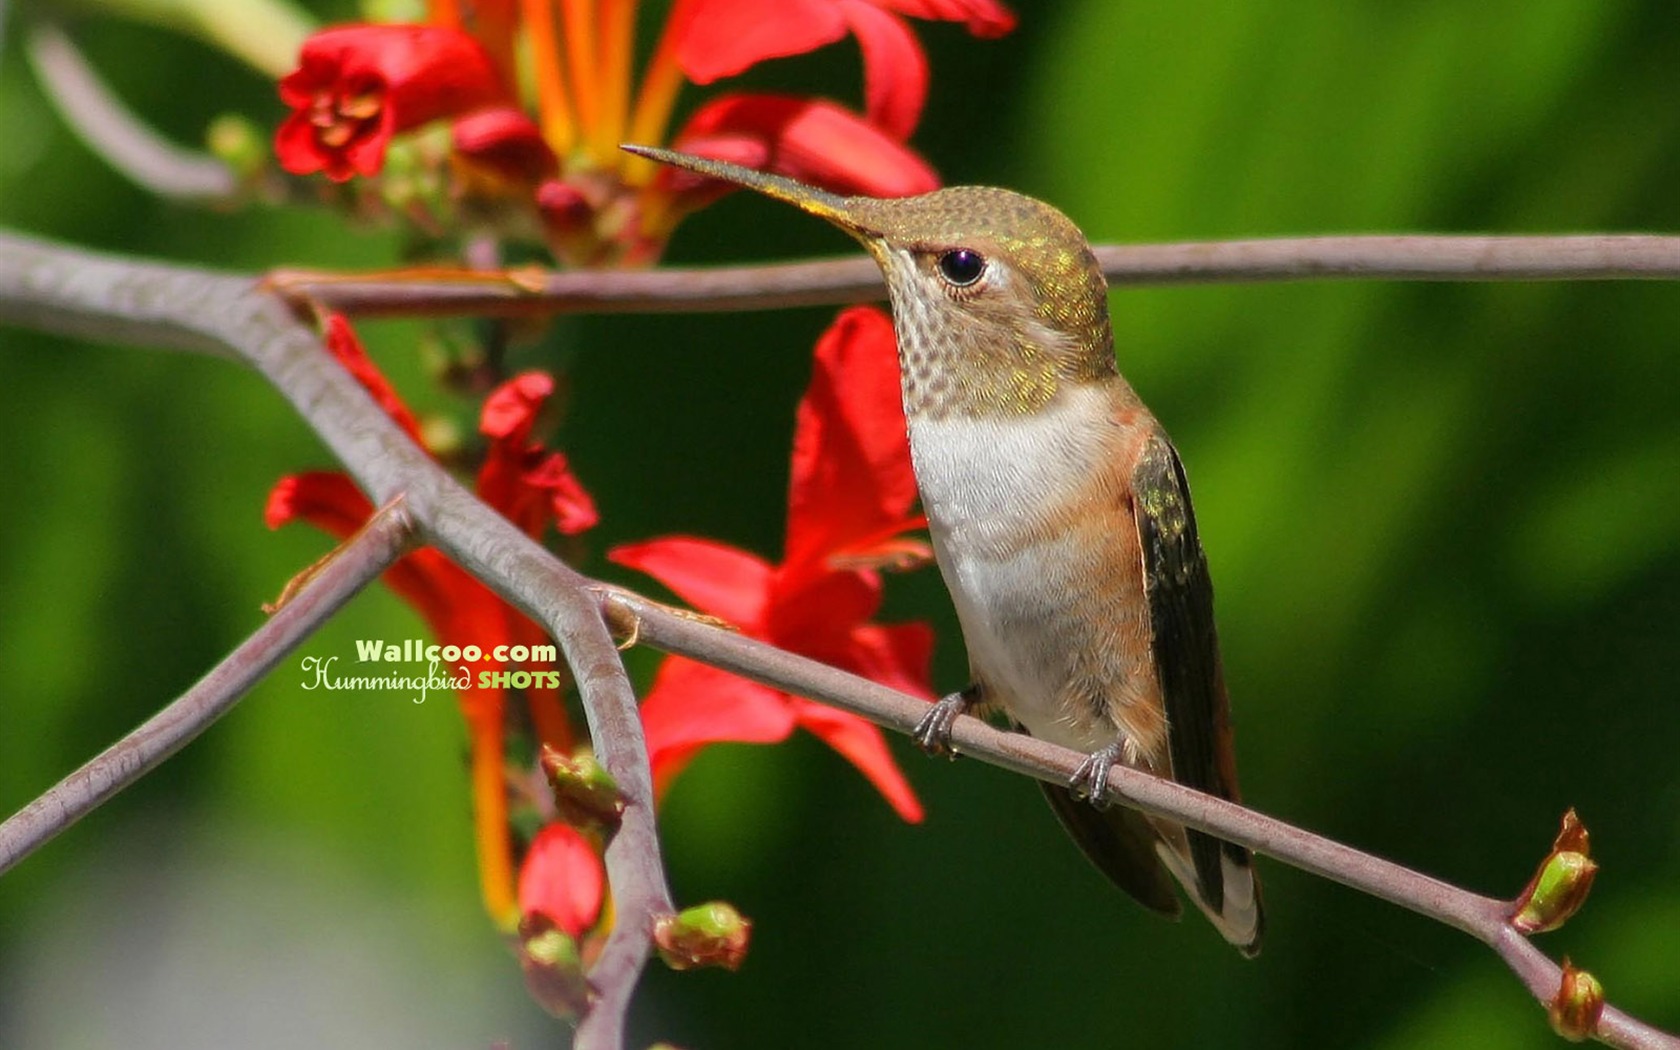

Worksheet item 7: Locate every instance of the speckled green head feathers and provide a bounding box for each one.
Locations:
[624,145,1118,420]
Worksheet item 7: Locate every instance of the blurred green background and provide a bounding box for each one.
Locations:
[3,1,1679,1047]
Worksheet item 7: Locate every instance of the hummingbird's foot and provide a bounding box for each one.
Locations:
[912,684,981,758]
[1069,740,1127,810]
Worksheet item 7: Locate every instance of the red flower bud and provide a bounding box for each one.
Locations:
[276,24,507,181]
[452,106,559,187]
[517,824,606,938]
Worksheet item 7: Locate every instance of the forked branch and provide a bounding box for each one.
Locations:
[0,497,413,878]
[0,231,1675,1050]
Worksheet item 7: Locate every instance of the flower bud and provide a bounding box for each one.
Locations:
[206,114,267,183]
[1546,959,1604,1042]
[540,745,625,836]
[654,902,752,972]
[518,913,594,1019]
[1512,809,1597,934]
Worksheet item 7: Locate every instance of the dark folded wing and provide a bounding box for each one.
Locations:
[1131,432,1242,912]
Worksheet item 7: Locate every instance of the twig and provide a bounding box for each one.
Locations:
[409,492,672,1050]
[600,594,1677,1050]
[25,21,236,201]
[207,254,674,1050]
[2,230,1676,1048]
[0,498,413,877]
[0,229,677,1049]
[278,233,1680,320]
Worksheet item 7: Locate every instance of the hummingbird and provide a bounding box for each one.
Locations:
[624,145,1263,955]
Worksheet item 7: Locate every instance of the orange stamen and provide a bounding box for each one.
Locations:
[528,689,575,754]
[469,711,520,929]
[560,0,600,156]
[593,0,639,169]
[522,0,577,156]
[318,123,354,148]
[468,0,522,93]
[338,93,382,121]
[624,0,693,185]
[429,0,462,29]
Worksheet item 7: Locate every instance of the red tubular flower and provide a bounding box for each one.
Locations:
[273,0,1015,261]
[321,313,424,442]
[676,0,1015,139]
[517,824,605,936]
[276,24,508,181]
[610,306,933,822]
[452,106,560,189]
[267,470,525,924]
[266,316,595,928]
[782,307,928,570]
[666,94,940,202]
[478,372,600,539]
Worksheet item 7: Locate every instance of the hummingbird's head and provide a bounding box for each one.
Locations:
[624,145,1117,420]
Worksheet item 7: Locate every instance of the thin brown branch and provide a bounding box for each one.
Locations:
[406,495,672,1050]
[25,22,237,201]
[199,257,675,1050]
[280,233,1680,320]
[600,593,1678,1050]
[0,229,677,1049]
[0,498,413,877]
[3,231,1677,1048]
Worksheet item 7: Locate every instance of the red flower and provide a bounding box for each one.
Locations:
[676,0,1016,139]
[272,0,1013,261]
[266,315,593,927]
[276,24,507,181]
[662,94,939,205]
[452,106,560,189]
[610,307,933,822]
[517,824,605,936]
[320,312,423,441]
[477,372,600,539]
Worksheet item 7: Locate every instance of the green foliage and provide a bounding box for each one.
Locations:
[2,2,1677,1047]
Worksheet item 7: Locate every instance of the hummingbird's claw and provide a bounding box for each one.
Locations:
[1070,740,1127,810]
[912,685,981,758]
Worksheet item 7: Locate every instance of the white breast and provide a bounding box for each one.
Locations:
[908,386,1128,751]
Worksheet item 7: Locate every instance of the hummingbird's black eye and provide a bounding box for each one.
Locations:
[936,248,987,287]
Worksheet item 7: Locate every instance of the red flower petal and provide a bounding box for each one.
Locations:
[670,94,939,199]
[452,105,559,186]
[276,24,507,181]
[676,0,848,84]
[517,824,605,936]
[480,371,554,443]
[609,537,773,627]
[476,372,598,540]
[265,471,372,533]
[784,306,919,570]
[265,472,510,686]
[790,699,923,821]
[839,1,927,139]
[321,313,424,443]
[674,0,1013,98]
[880,0,1015,36]
[640,657,797,790]
[478,448,599,539]
[766,568,882,656]
[526,453,601,536]
[823,526,933,574]
[843,621,936,700]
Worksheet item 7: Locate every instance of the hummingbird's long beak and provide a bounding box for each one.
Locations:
[620,144,873,238]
